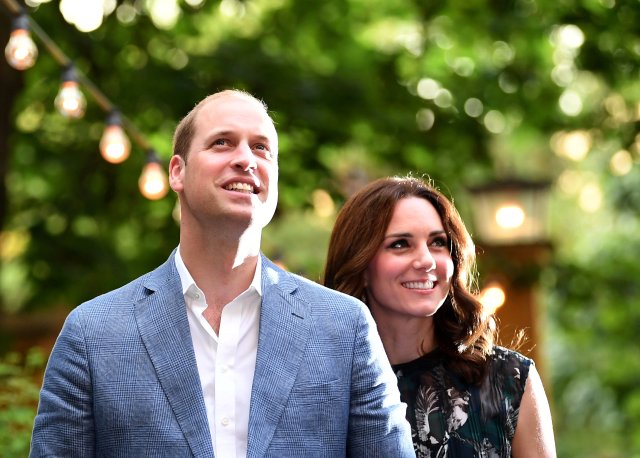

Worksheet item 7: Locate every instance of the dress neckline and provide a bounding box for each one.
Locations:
[392,347,444,376]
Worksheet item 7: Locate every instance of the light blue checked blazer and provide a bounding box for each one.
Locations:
[30,251,414,457]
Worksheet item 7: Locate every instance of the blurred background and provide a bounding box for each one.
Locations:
[1,0,639,456]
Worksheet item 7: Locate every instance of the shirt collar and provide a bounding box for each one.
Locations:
[175,246,262,297]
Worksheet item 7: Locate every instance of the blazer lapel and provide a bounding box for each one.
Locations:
[135,256,214,458]
[247,257,312,458]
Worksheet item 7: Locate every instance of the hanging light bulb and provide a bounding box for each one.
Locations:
[100,110,131,164]
[4,14,38,71]
[54,65,86,118]
[139,150,168,200]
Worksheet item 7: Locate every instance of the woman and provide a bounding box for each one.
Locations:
[324,176,556,457]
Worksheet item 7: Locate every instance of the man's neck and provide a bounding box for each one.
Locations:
[179,224,261,310]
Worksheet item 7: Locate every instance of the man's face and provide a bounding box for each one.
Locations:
[169,94,279,231]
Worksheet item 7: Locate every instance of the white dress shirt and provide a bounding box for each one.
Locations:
[175,248,261,458]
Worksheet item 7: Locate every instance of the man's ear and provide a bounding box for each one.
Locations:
[169,155,185,192]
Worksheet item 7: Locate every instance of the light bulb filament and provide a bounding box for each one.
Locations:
[100,125,131,164]
[55,81,86,118]
[139,161,168,200]
[495,203,525,229]
[5,29,38,70]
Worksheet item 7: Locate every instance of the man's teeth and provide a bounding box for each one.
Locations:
[225,182,255,193]
[403,281,434,289]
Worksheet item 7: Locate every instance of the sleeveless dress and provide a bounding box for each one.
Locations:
[393,346,532,457]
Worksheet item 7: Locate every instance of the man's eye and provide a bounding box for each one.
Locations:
[255,145,274,160]
[213,139,227,146]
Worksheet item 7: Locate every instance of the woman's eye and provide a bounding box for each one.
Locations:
[430,236,449,249]
[213,138,227,146]
[388,239,409,249]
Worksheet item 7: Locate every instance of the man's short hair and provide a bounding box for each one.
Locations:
[172,89,271,160]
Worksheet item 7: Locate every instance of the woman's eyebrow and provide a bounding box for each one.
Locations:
[384,230,447,239]
[384,232,413,239]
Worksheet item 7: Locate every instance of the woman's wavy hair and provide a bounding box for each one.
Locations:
[323,176,496,384]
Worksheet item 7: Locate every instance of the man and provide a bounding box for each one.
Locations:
[30,90,414,457]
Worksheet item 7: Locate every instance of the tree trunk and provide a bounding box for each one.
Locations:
[0,10,25,232]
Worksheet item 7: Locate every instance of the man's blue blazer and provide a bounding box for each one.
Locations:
[30,252,415,457]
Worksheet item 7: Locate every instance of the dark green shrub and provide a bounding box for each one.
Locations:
[0,348,45,457]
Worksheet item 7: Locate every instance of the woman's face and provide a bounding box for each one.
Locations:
[364,197,454,324]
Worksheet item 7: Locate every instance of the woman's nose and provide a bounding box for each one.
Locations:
[412,245,436,271]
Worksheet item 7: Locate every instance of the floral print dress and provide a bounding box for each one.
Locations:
[393,346,532,457]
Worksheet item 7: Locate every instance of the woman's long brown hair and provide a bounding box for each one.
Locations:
[323,176,496,384]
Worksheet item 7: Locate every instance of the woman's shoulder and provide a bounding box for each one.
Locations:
[485,346,533,399]
[490,345,534,368]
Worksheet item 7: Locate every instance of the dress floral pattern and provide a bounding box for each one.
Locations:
[393,346,531,457]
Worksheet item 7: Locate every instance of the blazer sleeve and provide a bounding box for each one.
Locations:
[347,306,415,457]
[30,308,96,458]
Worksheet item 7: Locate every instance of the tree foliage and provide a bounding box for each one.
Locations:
[1,0,639,454]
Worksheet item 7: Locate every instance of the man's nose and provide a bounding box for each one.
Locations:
[232,143,257,171]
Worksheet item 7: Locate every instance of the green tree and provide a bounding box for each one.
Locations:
[1,0,639,454]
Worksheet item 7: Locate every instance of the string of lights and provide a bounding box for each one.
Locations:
[2,0,169,200]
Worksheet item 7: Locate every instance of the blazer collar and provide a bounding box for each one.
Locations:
[136,252,312,458]
[247,256,312,457]
[136,251,214,458]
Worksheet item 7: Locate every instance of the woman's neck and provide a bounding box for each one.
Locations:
[372,313,437,365]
